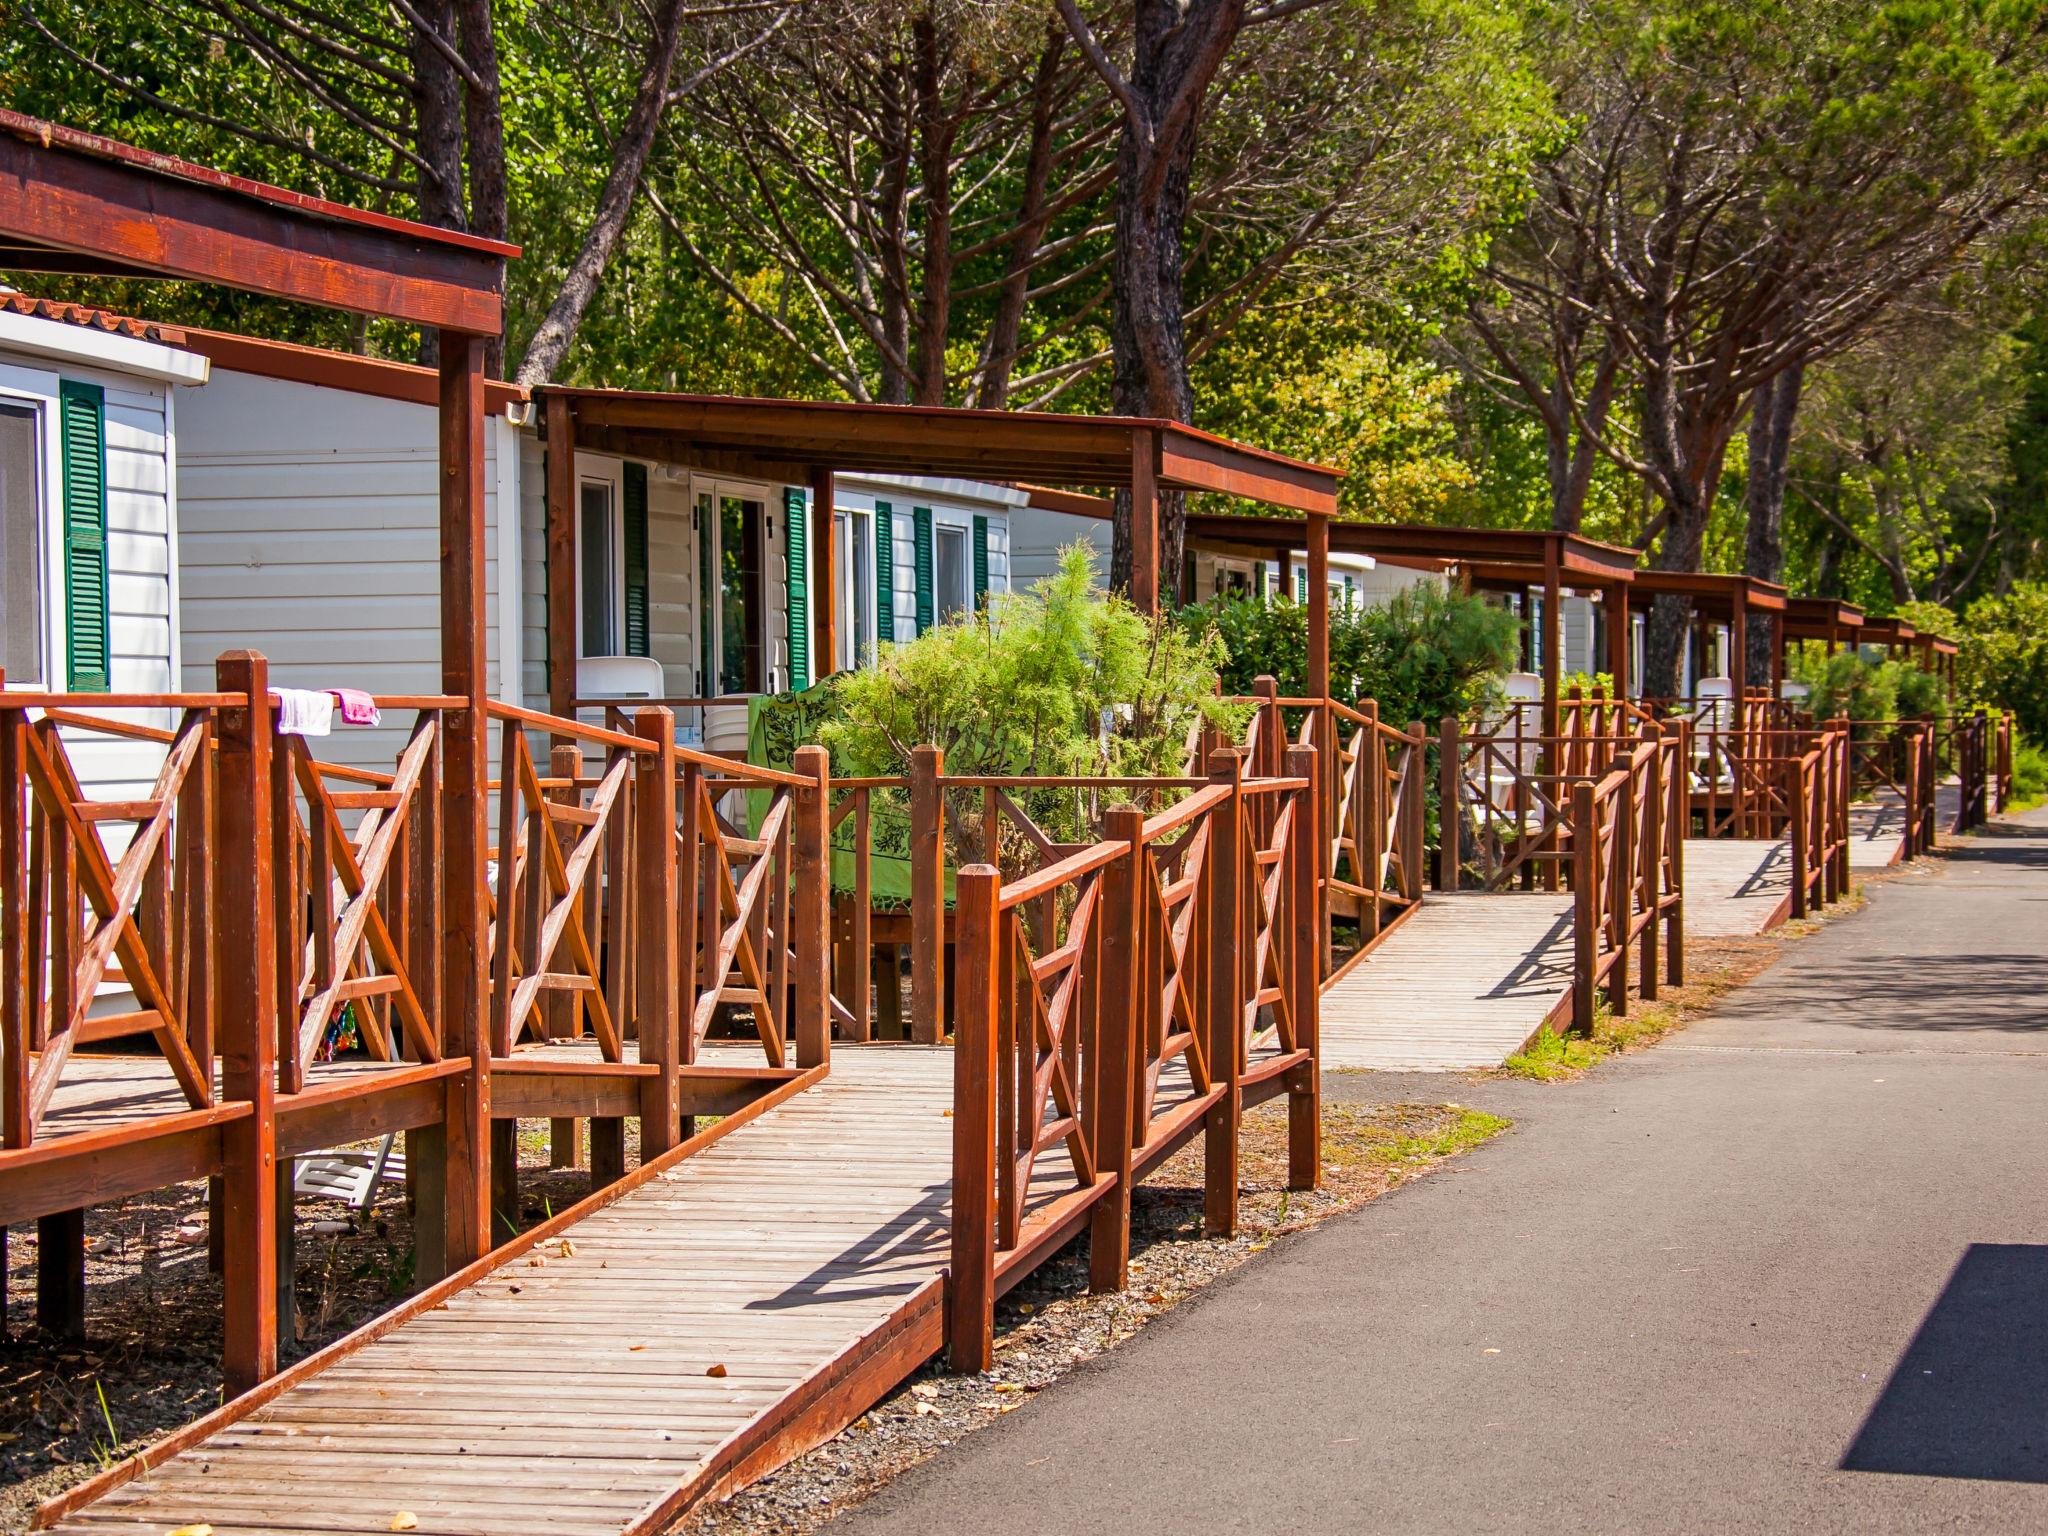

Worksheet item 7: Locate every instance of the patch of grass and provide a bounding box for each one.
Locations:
[1501,1025,1600,1081]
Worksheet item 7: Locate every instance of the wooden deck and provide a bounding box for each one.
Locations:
[41,1045,984,1536]
[1320,893,1575,1071]
[1682,838,1790,937]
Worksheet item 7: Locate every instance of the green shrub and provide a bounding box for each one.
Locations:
[1938,583,2048,741]
[823,545,1244,863]
[2012,738,2048,807]
[1189,581,1518,732]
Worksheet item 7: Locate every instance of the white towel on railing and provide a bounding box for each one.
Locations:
[272,688,334,737]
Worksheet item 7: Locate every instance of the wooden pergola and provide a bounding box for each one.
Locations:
[0,111,514,1386]
[1627,571,1790,701]
[1184,515,1641,741]
[534,386,1341,714]
[1783,597,1866,653]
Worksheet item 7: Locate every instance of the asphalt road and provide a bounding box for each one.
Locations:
[836,811,2048,1534]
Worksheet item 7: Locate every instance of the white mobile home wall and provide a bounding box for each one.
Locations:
[175,366,524,775]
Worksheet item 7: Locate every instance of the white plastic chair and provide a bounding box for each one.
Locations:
[293,1132,406,1216]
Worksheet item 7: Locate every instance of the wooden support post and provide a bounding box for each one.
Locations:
[36,1209,85,1340]
[1437,716,1460,891]
[1089,809,1142,1294]
[1203,750,1243,1239]
[1252,675,1281,779]
[1789,758,1810,921]
[1640,736,1662,1000]
[909,744,945,1044]
[1608,583,1631,697]
[1570,779,1597,1037]
[948,865,1000,1372]
[215,651,277,1393]
[1305,514,1332,979]
[1731,600,1749,714]
[1541,542,1562,749]
[636,708,681,1156]
[810,468,837,678]
[436,332,491,1276]
[544,393,577,720]
[1404,723,1426,902]
[1608,756,1631,1015]
[1284,745,1320,1191]
[1131,429,1158,615]
[852,791,873,1039]
[793,744,831,1069]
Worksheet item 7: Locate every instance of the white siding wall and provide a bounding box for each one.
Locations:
[646,468,698,698]
[519,432,548,712]
[1,347,182,802]
[174,369,509,775]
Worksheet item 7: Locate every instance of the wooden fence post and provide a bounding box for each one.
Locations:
[1437,715,1460,891]
[1252,675,1281,779]
[1664,727,1685,987]
[1404,723,1426,902]
[1789,757,1810,921]
[793,745,832,1069]
[216,652,277,1395]
[1089,809,1142,1294]
[1284,745,1320,1190]
[1570,779,1597,1036]
[1359,700,1383,938]
[948,864,1000,1372]
[910,744,945,1045]
[635,709,680,1158]
[1203,749,1243,1238]
[1639,736,1661,1001]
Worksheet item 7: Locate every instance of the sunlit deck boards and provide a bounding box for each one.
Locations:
[1320,893,1575,1071]
[43,1046,968,1536]
[1683,838,1791,937]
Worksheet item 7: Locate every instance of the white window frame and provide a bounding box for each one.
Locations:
[572,452,625,660]
[933,514,973,623]
[693,473,776,696]
[836,507,876,671]
[0,360,66,692]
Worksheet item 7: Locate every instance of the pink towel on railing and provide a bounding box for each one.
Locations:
[331,688,381,727]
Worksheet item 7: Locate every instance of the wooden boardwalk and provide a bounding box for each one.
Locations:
[1320,893,1575,1071]
[1682,838,1790,937]
[42,1046,972,1536]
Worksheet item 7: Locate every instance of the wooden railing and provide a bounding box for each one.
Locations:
[947,746,1319,1369]
[2,687,236,1147]
[1785,726,1851,919]
[1570,733,1682,1031]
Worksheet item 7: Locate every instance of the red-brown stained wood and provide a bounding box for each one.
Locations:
[215,652,278,1394]
[1203,750,1241,1239]
[437,333,492,1277]
[637,708,680,1154]
[1284,745,1320,1190]
[949,866,1001,1372]
[1088,810,1141,1293]
[909,745,945,1045]
[792,746,831,1069]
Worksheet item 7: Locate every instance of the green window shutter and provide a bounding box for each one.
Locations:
[1253,561,1266,603]
[874,502,894,649]
[972,515,990,610]
[58,380,109,693]
[785,486,809,689]
[622,461,649,657]
[913,506,934,635]
[1294,567,1308,603]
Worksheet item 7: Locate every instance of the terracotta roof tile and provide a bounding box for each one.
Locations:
[0,293,185,345]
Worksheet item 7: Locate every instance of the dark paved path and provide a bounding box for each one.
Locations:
[838,813,2048,1534]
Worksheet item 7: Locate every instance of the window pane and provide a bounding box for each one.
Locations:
[720,496,760,694]
[580,482,614,655]
[936,526,967,623]
[0,403,40,683]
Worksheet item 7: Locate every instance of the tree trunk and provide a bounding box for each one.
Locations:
[875,71,915,405]
[1742,362,1803,685]
[513,0,693,386]
[911,11,960,407]
[1087,0,1240,605]
[411,0,467,368]
[453,0,508,374]
[1545,345,1617,532]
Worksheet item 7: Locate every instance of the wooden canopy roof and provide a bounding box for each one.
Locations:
[1628,570,1788,618]
[0,110,515,334]
[540,387,1341,514]
[1182,514,1639,587]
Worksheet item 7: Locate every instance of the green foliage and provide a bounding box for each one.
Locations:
[2011,738,2048,808]
[1939,580,2048,740]
[824,544,1241,815]
[1193,583,1518,732]
[1789,649,1902,724]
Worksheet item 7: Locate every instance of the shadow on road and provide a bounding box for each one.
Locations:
[1842,1243,2048,1483]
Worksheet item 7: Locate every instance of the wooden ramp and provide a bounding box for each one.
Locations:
[42,1047,963,1536]
[1682,839,1790,937]
[1320,893,1574,1071]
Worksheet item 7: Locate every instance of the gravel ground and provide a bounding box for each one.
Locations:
[672,1095,1508,1536]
